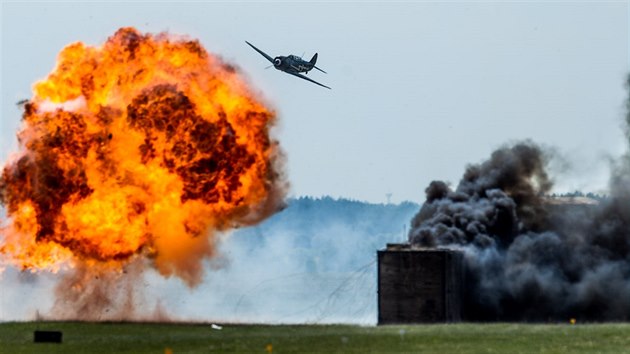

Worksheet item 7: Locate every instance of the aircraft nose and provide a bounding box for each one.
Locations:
[273,58,281,67]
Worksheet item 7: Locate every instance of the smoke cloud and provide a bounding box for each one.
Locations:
[408,77,630,321]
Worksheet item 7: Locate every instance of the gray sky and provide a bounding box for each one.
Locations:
[1,1,628,204]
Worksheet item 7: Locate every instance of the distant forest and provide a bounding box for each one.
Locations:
[547,191,607,201]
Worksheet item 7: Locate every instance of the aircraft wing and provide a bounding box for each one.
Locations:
[285,71,331,90]
[314,66,327,74]
[245,41,274,64]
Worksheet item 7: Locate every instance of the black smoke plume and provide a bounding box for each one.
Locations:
[408,77,630,321]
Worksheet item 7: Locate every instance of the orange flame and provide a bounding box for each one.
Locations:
[0,28,286,286]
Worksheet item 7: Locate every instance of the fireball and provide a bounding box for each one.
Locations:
[0,27,285,286]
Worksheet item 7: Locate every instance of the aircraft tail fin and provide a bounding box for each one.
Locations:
[310,53,327,73]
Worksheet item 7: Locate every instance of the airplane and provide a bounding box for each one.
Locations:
[245,41,331,90]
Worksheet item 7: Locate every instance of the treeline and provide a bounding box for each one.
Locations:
[548,191,608,201]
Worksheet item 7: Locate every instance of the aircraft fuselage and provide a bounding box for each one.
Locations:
[273,55,314,74]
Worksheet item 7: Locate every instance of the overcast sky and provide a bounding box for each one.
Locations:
[1,1,628,204]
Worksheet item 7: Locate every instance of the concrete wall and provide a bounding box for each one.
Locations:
[377,246,463,324]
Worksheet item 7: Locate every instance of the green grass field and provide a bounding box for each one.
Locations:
[1,321,630,353]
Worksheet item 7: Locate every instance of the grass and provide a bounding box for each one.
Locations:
[1,321,630,353]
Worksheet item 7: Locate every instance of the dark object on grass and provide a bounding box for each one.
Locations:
[34,330,62,343]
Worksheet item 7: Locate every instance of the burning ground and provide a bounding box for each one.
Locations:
[0,28,286,320]
[408,80,630,321]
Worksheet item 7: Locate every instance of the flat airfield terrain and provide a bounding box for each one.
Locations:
[1,322,630,353]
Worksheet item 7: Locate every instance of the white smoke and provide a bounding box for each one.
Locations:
[0,198,417,324]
